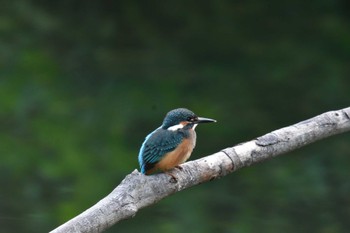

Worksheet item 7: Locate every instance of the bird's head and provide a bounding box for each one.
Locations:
[162,108,216,131]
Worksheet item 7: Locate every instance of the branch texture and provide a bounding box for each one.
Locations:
[51,107,350,233]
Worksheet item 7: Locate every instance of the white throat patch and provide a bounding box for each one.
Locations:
[167,123,184,131]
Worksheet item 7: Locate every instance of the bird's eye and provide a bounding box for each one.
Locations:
[187,117,192,121]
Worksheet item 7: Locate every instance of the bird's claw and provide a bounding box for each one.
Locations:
[165,171,178,183]
[174,165,183,170]
[165,165,184,183]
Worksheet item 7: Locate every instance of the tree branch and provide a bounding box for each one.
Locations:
[50,107,350,233]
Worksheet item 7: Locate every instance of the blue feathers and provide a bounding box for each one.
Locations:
[138,127,184,174]
[138,108,215,174]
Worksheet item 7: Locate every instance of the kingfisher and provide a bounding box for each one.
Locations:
[138,108,216,175]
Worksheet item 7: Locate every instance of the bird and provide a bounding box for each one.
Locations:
[138,108,216,175]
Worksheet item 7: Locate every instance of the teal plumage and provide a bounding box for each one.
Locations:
[138,108,216,175]
[139,127,186,173]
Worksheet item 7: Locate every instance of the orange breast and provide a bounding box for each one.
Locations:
[152,130,196,173]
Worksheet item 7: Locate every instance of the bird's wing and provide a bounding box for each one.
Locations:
[138,128,184,174]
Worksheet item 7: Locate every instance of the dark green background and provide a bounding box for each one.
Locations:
[1,1,349,232]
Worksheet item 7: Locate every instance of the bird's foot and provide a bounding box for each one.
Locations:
[174,165,183,170]
[164,166,184,183]
[165,171,178,183]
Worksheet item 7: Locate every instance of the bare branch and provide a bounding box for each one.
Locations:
[50,107,350,233]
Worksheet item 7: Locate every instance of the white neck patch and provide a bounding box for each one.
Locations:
[167,123,184,131]
[167,123,198,131]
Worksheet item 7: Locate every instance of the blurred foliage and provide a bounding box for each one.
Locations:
[0,1,350,232]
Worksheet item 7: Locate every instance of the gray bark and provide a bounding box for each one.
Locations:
[50,107,350,233]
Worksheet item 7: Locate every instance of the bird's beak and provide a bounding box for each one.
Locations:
[195,117,217,124]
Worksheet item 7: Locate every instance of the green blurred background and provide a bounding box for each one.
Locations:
[1,1,350,232]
